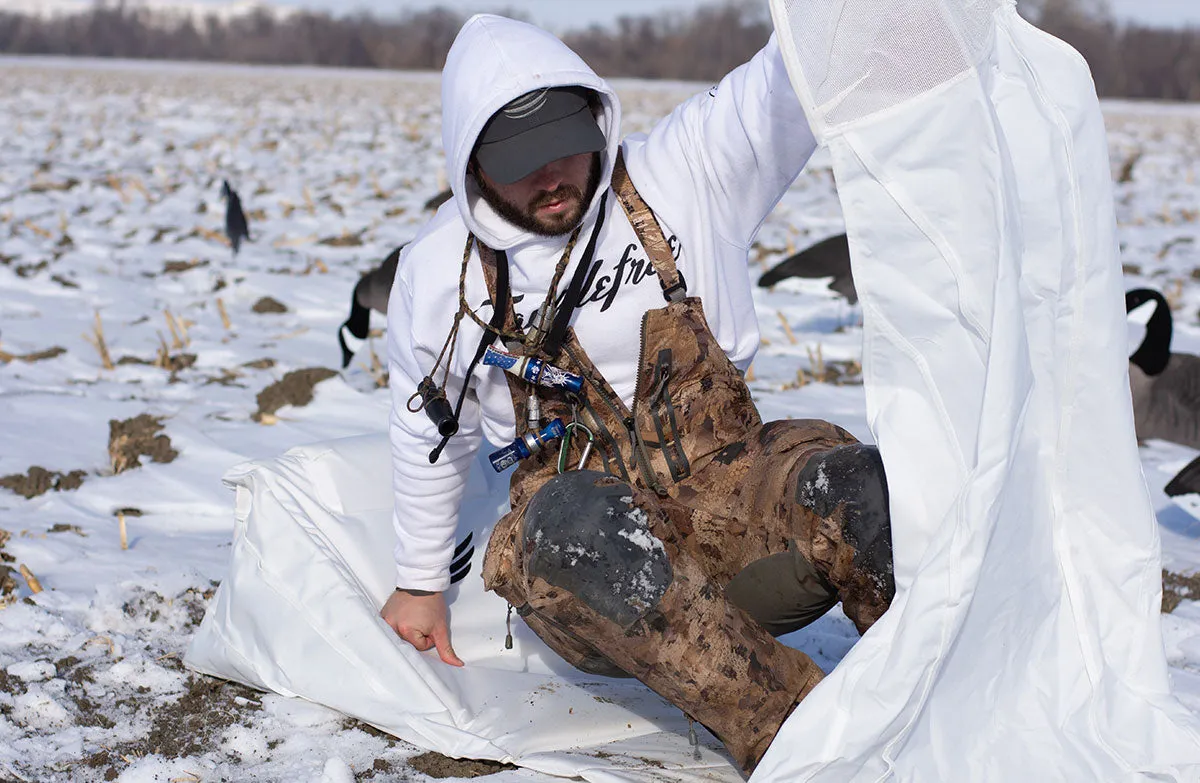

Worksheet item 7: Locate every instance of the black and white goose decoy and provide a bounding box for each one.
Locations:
[339,245,403,368]
[338,190,456,368]
[1127,287,1200,451]
[758,232,857,305]
[221,180,250,255]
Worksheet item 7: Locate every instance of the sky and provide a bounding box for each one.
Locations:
[280,0,1200,30]
[11,0,1199,32]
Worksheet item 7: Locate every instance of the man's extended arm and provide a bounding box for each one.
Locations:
[624,35,817,250]
[382,250,483,665]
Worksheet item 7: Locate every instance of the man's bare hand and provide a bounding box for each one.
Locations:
[380,589,464,667]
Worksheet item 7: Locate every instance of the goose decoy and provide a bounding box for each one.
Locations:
[339,245,403,368]
[758,232,857,305]
[1166,454,1200,498]
[337,191,453,367]
[221,180,250,255]
[423,188,453,212]
[1126,287,1200,451]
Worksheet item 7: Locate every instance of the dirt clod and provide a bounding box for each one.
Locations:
[49,523,87,536]
[158,352,197,373]
[242,357,276,370]
[141,676,262,757]
[1164,569,1200,613]
[108,414,178,475]
[408,751,515,779]
[253,368,338,422]
[0,345,66,363]
[0,466,87,498]
[1,565,17,599]
[318,232,364,247]
[252,296,288,314]
[163,259,209,274]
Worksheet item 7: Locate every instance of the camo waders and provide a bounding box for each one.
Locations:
[479,153,894,774]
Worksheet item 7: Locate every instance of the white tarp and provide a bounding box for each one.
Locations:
[758,1,1200,780]
[185,434,746,781]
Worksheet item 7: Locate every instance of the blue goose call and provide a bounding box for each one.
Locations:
[488,418,567,473]
[482,346,583,394]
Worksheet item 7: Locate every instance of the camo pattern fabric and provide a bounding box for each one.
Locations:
[518,471,825,772]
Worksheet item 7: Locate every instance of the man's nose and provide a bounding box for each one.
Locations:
[530,158,568,190]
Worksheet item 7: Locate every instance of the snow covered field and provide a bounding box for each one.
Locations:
[1,56,1200,782]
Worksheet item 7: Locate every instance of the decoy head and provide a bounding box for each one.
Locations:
[1126,287,1171,376]
[220,180,232,200]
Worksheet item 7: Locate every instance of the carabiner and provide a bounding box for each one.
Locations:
[557,421,595,473]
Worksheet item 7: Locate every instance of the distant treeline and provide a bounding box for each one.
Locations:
[1,0,1198,100]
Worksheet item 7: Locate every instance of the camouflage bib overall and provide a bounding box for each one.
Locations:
[478,153,893,773]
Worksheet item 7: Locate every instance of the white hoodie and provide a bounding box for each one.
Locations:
[387,14,817,591]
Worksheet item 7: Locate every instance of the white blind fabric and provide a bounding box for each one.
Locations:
[759,2,1200,780]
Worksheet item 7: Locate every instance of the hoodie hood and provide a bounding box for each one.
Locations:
[441,14,621,251]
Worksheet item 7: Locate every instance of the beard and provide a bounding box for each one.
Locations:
[475,154,603,237]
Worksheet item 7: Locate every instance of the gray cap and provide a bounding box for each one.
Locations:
[474,87,606,185]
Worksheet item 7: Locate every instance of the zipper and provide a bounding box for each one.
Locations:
[630,312,668,496]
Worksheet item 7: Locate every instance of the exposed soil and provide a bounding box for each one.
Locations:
[1,528,18,605]
[242,357,276,370]
[361,757,407,780]
[253,367,338,422]
[74,675,264,780]
[0,345,66,364]
[252,296,288,314]
[108,414,178,474]
[204,368,245,387]
[407,751,516,779]
[159,352,197,373]
[122,586,216,630]
[0,466,87,498]
[28,177,81,193]
[163,259,209,274]
[0,565,17,600]
[318,231,365,247]
[15,259,48,277]
[1164,569,1200,613]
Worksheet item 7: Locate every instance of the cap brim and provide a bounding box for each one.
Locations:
[476,106,605,185]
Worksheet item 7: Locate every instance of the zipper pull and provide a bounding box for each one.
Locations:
[505,603,514,650]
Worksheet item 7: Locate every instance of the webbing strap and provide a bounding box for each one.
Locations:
[428,241,509,464]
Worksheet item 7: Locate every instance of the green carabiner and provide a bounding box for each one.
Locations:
[558,421,595,473]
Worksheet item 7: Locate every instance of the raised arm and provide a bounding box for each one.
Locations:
[623,35,816,249]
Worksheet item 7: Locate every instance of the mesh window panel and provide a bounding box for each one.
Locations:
[778,0,1001,129]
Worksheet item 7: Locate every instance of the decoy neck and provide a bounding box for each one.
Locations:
[1126,287,1171,376]
[221,180,232,200]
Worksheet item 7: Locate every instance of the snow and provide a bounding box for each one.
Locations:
[1,54,1200,781]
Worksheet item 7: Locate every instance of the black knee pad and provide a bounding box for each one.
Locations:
[522,471,672,628]
[795,444,892,581]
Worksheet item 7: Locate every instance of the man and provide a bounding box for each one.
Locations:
[382,13,894,774]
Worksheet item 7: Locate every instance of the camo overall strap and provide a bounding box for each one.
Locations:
[611,151,686,302]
